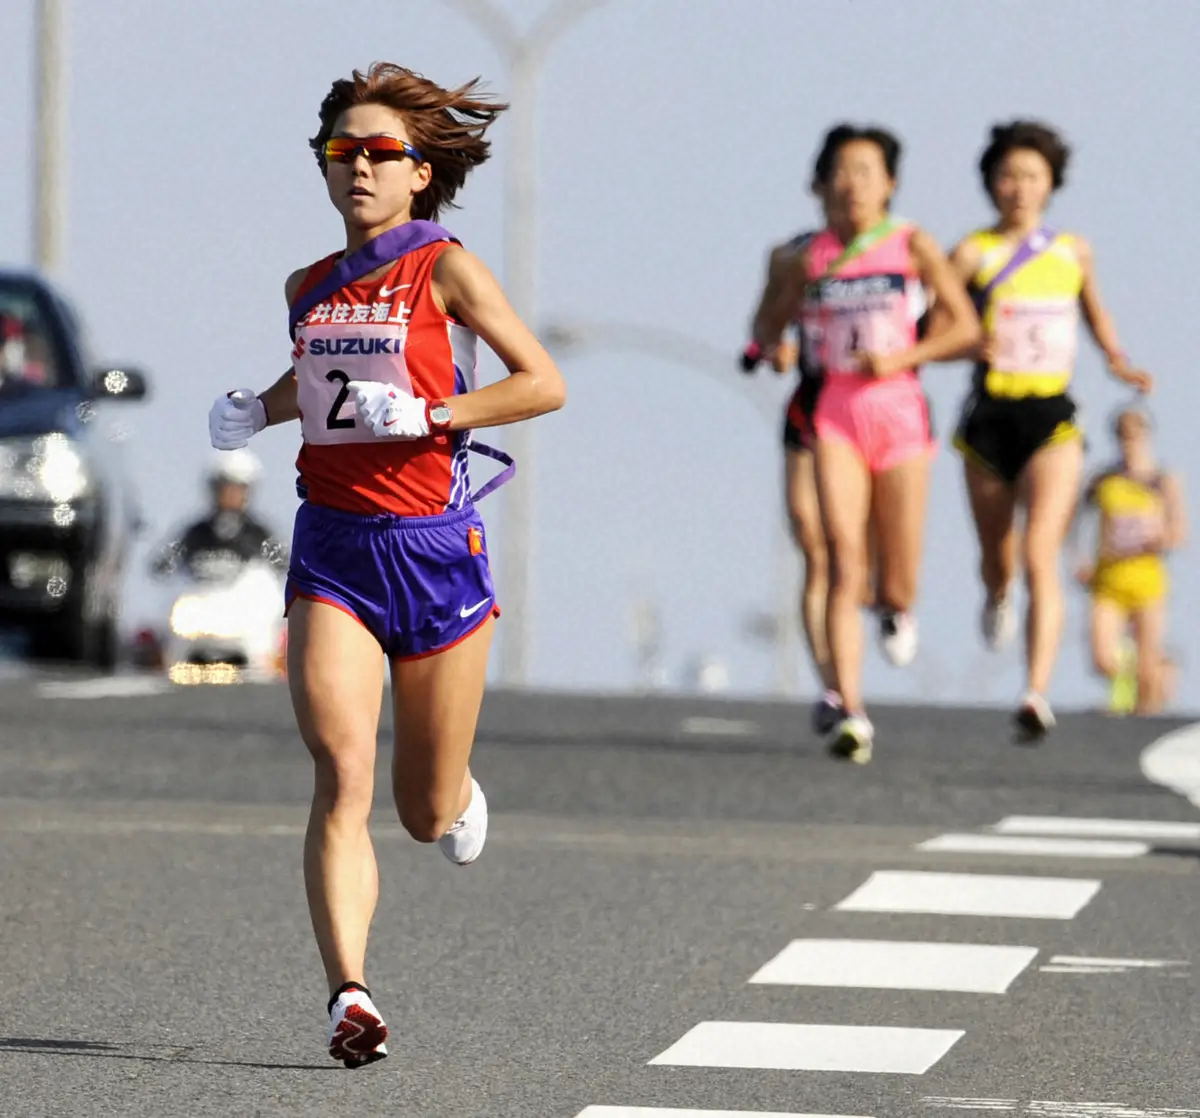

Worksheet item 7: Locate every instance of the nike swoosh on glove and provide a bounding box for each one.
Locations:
[209,390,267,450]
[347,380,430,439]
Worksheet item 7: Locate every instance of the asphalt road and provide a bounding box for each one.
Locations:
[1,674,1197,1118]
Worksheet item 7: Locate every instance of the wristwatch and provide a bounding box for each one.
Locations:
[426,399,453,433]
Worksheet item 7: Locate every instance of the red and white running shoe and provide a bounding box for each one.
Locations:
[327,984,388,1069]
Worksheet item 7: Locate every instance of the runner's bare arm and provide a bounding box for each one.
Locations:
[431,245,566,430]
[933,238,988,362]
[754,249,808,357]
[750,244,801,370]
[1077,237,1152,392]
[250,270,307,427]
[1070,476,1099,582]
[1161,472,1187,551]
[858,230,981,375]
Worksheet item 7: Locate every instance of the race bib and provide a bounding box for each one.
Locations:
[1105,512,1161,557]
[991,299,1078,374]
[817,274,910,373]
[295,317,412,445]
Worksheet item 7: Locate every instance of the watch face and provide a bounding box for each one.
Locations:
[431,404,452,427]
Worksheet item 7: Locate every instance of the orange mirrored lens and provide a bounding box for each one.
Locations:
[323,137,420,163]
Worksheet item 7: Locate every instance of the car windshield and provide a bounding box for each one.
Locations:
[0,281,67,393]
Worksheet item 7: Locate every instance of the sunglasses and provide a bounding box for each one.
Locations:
[323,136,424,165]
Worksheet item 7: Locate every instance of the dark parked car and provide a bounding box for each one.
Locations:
[0,270,150,667]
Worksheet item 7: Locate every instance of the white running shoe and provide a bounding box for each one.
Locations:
[1014,691,1056,740]
[879,610,918,667]
[828,714,874,764]
[327,985,388,1069]
[982,593,1017,651]
[437,777,488,866]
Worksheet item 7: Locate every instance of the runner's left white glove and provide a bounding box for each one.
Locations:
[347,380,430,439]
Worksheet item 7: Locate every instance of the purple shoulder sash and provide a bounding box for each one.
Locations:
[288,220,457,337]
[288,221,515,503]
[974,228,1056,309]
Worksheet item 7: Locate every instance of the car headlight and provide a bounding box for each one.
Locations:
[0,433,91,503]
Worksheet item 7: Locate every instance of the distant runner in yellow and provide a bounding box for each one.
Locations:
[947,120,1153,739]
[1074,407,1186,715]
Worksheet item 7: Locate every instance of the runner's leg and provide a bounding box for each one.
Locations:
[815,438,872,715]
[1020,438,1083,696]
[289,598,386,998]
[390,617,495,843]
[785,447,834,690]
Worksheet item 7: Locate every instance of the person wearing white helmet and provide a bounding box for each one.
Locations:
[152,448,285,578]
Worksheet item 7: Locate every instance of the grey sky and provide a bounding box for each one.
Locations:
[3,0,1197,710]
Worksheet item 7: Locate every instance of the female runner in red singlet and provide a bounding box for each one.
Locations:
[207,64,565,1067]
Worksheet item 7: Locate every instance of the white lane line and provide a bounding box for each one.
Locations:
[38,677,169,699]
[648,1021,963,1074]
[1048,955,1186,969]
[1027,1105,1200,1117]
[924,1101,1017,1112]
[748,939,1038,994]
[918,834,1149,858]
[1038,965,1129,975]
[576,1110,875,1118]
[678,717,757,736]
[993,816,1200,841]
[835,871,1101,920]
[925,1100,1200,1116]
[1140,722,1200,812]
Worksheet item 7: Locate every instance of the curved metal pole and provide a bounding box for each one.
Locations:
[440,0,611,688]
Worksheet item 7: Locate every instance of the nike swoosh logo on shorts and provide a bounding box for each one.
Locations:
[379,283,412,297]
[460,598,492,619]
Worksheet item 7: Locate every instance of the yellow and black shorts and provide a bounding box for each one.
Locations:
[1091,556,1168,613]
[954,390,1081,484]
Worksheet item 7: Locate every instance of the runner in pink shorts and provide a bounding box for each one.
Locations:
[757,124,981,762]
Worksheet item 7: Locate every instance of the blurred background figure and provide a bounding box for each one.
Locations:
[946,120,1153,739]
[131,449,288,676]
[151,449,286,581]
[0,307,54,390]
[1074,407,1186,715]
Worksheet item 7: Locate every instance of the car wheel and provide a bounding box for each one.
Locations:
[34,593,118,672]
[34,601,90,664]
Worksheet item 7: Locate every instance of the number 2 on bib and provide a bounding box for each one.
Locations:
[325,369,356,430]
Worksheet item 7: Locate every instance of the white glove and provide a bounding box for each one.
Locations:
[209,390,267,450]
[348,380,430,439]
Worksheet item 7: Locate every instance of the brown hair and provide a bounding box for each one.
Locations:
[979,120,1070,198]
[309,62,508,222]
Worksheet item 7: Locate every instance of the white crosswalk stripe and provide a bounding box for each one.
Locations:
[648,1021,964,1075]
[991,815,1200,841]
[748,939,1038,994]
[582,802,1196,1114]
[835,870,1101,919]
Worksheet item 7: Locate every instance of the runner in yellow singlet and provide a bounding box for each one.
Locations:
[1074,408,1186,715]
[946,120,1152,740]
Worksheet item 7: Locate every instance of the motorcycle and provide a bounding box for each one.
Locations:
[130,553,287,682]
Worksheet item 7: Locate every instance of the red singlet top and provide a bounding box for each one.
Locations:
[290,237,478,517]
